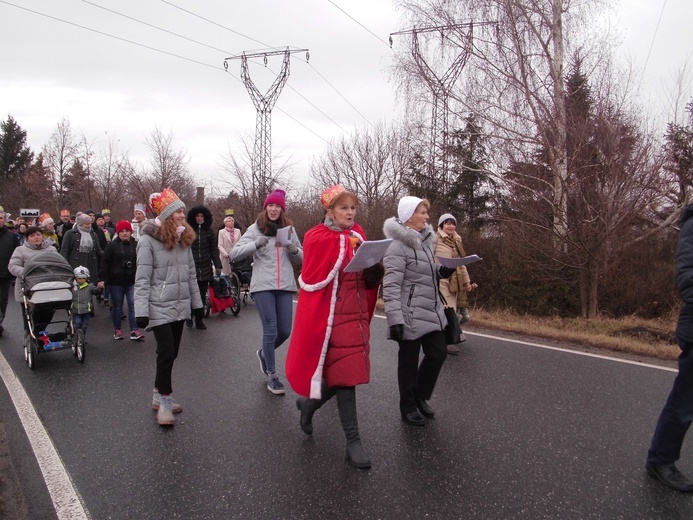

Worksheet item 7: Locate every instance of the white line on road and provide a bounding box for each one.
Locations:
[0,350,90,520]
[371,314,678,373]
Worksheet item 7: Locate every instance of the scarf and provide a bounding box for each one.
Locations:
[77,226,93,253]
[154,217,185,240]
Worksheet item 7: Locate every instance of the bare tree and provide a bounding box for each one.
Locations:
[90,135,131,212]
[42,116,78,210]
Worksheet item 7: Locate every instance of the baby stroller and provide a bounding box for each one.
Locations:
[203,273,241,317]
[21,252,85,369]
[231,257,253,305]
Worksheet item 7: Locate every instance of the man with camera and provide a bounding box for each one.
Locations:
[98,220,144,341]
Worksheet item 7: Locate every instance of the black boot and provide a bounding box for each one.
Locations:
[336,387,371,469]
[195,317,207,330]
[296,381,335,435]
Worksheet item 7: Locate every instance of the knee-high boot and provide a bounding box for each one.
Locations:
[336,387,371,469]
[295,380,335,435]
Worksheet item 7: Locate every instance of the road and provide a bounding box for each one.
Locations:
[0,297,692,519]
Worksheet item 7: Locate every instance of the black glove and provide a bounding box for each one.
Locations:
[192,307,204,319]
[389,324,404,342]
[136,316,149,329]
[439,266,455,279]
[255,236,269,249]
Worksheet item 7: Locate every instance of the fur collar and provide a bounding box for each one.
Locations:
[383,216,434,249]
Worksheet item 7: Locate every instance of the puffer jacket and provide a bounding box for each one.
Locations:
[186,205,222,282]
[0,226,20,279]
[99,236,137,286]
[72,281,98,314]
[382,217,447,341]
[229,221,303,293]
[8,240,62,302]
[134,220,204,331]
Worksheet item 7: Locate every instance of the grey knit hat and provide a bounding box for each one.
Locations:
[438,213,457,228]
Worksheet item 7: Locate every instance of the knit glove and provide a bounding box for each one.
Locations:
[255,236,269,249]
[389,324,404,342]
[286,242,298,254]
[136,316,149,329]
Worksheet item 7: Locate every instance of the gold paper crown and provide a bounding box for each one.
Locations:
[60,209,70,217]
[224,208,234,216]
[150,188,182,218]
[102,208,110,214]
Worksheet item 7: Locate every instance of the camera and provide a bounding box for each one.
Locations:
[122,260,133,269]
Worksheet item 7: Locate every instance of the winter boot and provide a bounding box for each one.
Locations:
[152,389,182,414]
[336,387,371,469]
[195,317,207,330]
[157,394,175,426]
[295,381,336,435]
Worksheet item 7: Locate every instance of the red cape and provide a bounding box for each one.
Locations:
[286,223,378,398]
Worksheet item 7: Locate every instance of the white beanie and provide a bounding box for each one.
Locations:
[438,213,457,228]
[397,196,423,224]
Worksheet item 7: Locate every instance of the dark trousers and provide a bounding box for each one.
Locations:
[397,330,447,414]
[197,281,209,305]
[647,338,693,465]
[152,320,185,395]
[0,278,11,327]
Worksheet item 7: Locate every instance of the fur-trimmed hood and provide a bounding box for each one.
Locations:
[139,220,161,240]
[383,216,435,249]
[186,205,213,230]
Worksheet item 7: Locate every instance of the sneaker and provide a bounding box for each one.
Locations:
[130,329,145,341]
[458,307,471,324]
[257,349,268,376]
[151,389,182,414]
[113,329,124,340]
[267,373,285,395]
[156,395,175,426]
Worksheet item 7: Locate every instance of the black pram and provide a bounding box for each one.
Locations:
[21,251,86,369]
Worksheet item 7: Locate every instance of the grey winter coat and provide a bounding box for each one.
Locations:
[8,240,62,302]
[382,217,447,341]
[134,221,204,331]
[72,281,98,315]
[229,222,303,293]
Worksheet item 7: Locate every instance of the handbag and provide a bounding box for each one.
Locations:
[443,306,462,345]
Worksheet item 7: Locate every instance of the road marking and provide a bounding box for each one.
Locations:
[371,314,678,373]
[0,351,90,520]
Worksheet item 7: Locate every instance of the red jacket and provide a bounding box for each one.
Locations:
[286,223,379,398]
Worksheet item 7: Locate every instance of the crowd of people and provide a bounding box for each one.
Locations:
[2,189,692,485]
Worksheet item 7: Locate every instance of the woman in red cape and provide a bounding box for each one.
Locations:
[286,185,383,469]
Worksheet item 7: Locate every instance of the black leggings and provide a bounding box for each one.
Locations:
[152,320,185,395]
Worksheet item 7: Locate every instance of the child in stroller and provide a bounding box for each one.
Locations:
[19,251,87,368]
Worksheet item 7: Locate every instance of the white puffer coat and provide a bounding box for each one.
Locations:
[382,217,447,341]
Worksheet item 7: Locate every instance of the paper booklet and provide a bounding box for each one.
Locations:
[343,239,393,272]
[275,226,294,247]
[435,254,483,268]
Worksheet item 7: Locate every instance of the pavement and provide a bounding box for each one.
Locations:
[0,296,692,519]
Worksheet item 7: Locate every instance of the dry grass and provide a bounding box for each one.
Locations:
[375,300,681,361]
[465,309,680,360]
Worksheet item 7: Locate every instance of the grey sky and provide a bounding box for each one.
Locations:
[0,0,690,189]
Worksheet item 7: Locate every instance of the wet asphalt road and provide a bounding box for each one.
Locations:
[0,297,692,519]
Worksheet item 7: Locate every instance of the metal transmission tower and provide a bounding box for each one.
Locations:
[390,22,493,181]
[224,48,308,193]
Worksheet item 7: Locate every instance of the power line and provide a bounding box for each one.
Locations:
[0,0,220,71]
[641,0,668,85]
[327,0,391,48]
[82,0,231,55]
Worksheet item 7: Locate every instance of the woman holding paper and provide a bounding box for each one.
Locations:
[382,197,455,426]
[286,185,383,469]
[229,189,303,395]
[434,213,477,354]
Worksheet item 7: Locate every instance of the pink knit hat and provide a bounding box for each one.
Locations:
[264,189,286,211]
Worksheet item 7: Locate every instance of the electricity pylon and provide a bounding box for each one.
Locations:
[224,48,308,193]
[390,22,493,181]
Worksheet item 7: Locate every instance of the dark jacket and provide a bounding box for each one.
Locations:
[60,227,103,279]
[91,222,108,250]
[186,205,222,282]
[676,205,693,343]
[0,225,20,279]
[99,236,137,286]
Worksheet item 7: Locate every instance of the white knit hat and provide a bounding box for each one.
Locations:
[438,213,457,228]
[397,196,423,224]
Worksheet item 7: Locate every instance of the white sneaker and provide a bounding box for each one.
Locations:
[156,395,175,425]
[152,390,182,413]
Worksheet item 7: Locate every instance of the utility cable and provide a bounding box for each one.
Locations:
[82,0,231,55]
[327,0,391,48]
[641,0,667,85]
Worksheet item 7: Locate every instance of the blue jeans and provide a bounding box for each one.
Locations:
[647,338,693,465]
[73,313,91,338]
[109,285,135,332]
[252,290,293,374]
